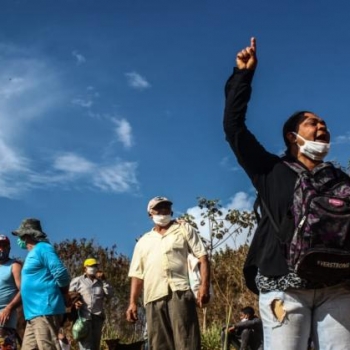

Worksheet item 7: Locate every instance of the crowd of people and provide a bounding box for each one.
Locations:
[1,36,350,350]
[0,218,112,350]
[0,198,211,350]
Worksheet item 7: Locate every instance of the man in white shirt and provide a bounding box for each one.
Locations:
[126,196,210,350]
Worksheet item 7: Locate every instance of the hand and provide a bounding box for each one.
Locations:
[126,303,138,323]
[236,37,257,70]
[96,271,105,280]
[196,285,210,308]
[74,301,83,309]
[0,306,10,325]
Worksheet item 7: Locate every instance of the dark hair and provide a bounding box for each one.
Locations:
[282,111,313,154]
[241,306,255,317]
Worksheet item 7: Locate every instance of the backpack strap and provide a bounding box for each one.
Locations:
[283,160,307,174]
[257,195,280,234]
[284,160,337,176]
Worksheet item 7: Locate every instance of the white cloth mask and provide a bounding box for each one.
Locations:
[86,267,98,276]
[152,214,172,227]
[293,133,330,161]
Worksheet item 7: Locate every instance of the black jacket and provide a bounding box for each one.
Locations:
[235,317,263,350]
[223,68,298,294]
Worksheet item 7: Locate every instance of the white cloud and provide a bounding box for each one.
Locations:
[186,192,256,251]
[72,50,86,65]
[71,86,99,109]
[93,161,139,192]
[0,45,69,197]
[125,72,151,90]
[53,153,95,174]
[220,156,239,172]
[0,44,140,199]
[334,132,350,144]
[0,139,28,173]
[226,191,255,211]
[26,155,139,196]
[0,51,63,143]
[112,118,133,148]
[71,98,93,108]
[0,138,32,198]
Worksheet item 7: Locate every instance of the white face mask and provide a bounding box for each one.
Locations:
[293,133,330,161]
[152,214,172,227]
[86,267,98,276]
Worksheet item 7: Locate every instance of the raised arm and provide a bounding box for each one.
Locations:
[223,37,278,180]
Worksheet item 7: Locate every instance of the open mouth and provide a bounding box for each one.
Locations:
[315,134,329,143]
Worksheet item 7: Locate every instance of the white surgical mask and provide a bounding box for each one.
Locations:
[293,133,330,161]
[152,214,172,227]
[86,267,98,276]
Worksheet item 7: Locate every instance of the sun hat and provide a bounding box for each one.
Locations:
[12,218,47,240]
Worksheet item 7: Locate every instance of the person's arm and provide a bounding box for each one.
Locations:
[126,277,143,322]
[182,223,211,306]
[0,261,22,325]
[43,245,71,288]
[69,278,84,310]
[96,271,113,297]
[102,280,113,298]
[197,255,210,308]
[234,317,262,331]
[223,37,278,181]
[223,37,257,147]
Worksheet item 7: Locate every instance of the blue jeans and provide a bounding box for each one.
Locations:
[259,283,350,350]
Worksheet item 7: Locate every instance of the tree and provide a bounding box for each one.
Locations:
[208,245,258,325]
[54,238,139,342]
[180,197,257,331]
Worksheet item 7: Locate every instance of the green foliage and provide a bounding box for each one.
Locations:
[180,197,256,255]
[200,322,222,350]
[180,198,258,330]
[207,245,258,325]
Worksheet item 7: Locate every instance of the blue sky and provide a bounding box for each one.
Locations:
[2,0,350,259]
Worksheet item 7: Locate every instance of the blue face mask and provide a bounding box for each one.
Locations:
[17,238,27,250]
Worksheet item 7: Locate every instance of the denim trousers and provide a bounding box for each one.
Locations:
[259,283,350,350]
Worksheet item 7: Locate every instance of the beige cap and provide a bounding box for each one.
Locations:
[147,196,172,213]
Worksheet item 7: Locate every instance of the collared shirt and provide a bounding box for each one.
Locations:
[69,274,112,319]
[128,222,207,305]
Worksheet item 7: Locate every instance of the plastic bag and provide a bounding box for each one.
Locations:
[72,313,89,341]
[187,253,201,296]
